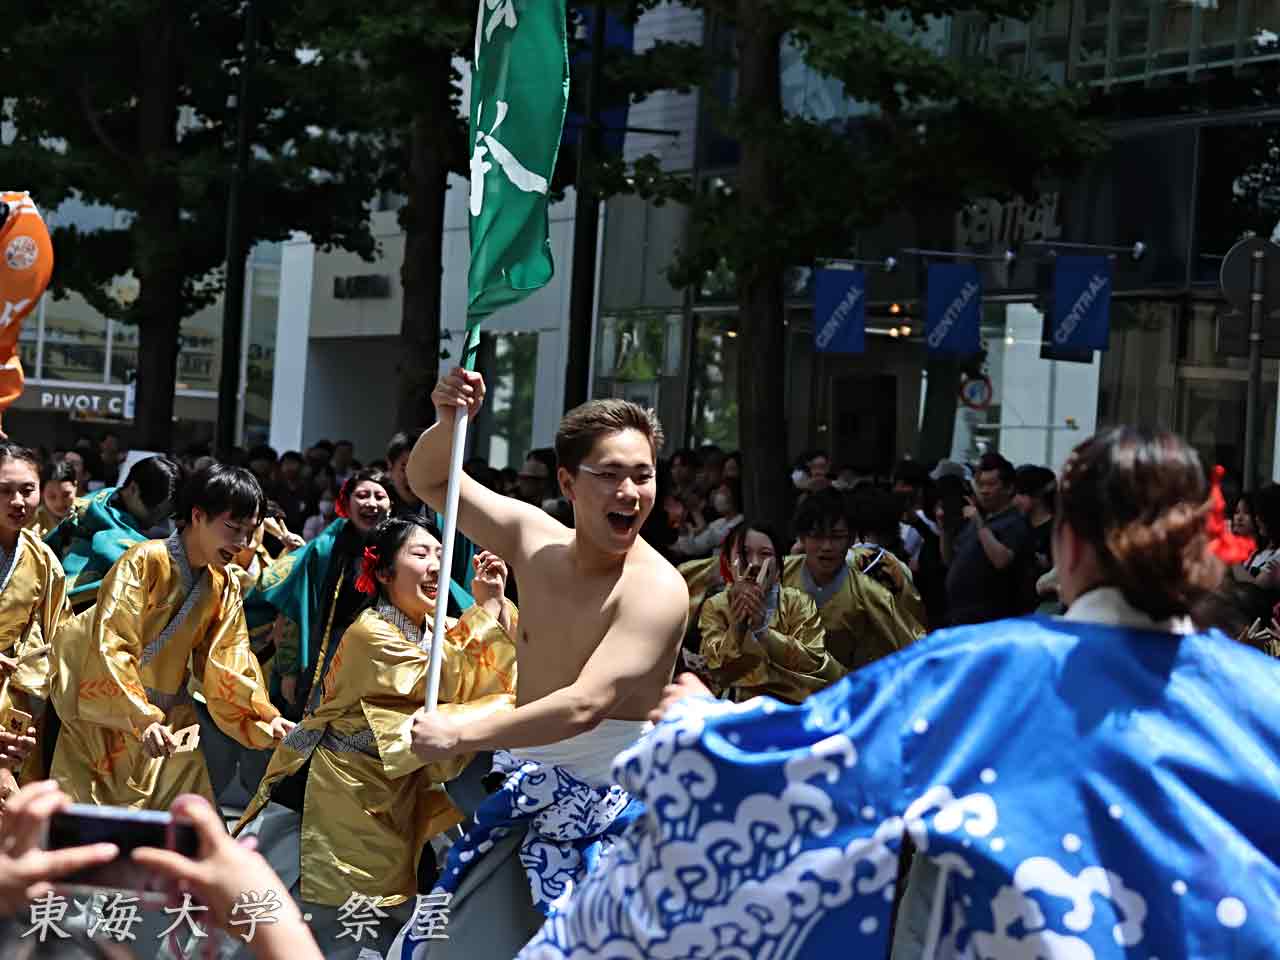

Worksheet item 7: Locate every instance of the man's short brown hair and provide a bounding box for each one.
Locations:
[555,399,665,474]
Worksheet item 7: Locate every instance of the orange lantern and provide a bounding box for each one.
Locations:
[0,192,53,434]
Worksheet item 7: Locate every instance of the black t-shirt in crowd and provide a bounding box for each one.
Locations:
[944,506,1032,626]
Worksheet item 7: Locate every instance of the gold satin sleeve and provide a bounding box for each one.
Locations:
[49,605,92,722]
[353,603,518,782]
[197,577,279,749]
[697,593,766,695]
[10,537,68,700]
[698,588,845,703]
[76,550,165,736]
[768,589,845,683]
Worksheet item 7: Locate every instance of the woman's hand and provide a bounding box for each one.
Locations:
[0,781,119,917]
[471,551,511,631]
[133,794,321,959]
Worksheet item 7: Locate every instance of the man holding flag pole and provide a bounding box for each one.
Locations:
[386,1,689,957]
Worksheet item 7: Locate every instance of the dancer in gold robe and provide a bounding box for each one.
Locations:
[0,443,69,797]
[235,514,518,959]
[783,490,920,671]
[698,522,844,703]
[50,464,290,809]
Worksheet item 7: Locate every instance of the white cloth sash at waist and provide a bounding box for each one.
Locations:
[510,718,650,788]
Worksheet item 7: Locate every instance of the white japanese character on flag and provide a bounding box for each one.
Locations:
[469,100,550,218]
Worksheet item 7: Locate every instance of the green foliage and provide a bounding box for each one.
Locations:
[0,0,386,324]
[604,2,1107,290]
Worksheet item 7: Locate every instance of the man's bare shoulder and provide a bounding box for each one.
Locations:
[521,514,576,556]
[623,542,690,616]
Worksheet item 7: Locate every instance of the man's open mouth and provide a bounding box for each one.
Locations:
[218,549,236,564]
[607,512,638,534]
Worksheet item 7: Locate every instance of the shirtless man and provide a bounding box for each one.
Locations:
[400,367,688,958]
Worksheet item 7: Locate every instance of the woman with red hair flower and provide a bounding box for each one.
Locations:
[249,468,397,721]
[235,515,517,959]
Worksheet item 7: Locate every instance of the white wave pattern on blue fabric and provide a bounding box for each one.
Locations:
[515,619,1277,959]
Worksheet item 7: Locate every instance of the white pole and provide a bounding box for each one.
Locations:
[425,405,471,711]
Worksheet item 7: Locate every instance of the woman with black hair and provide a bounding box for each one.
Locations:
[250,467,397,721]
[235,515,517,959]
[49,464,288,810]
[695,521,844,704]
[1236,483,1280,586]
[25,459,76,538]
[0,442,69,802]
[44,455,185,611]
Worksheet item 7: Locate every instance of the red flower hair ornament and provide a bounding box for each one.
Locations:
[355,545,380,595]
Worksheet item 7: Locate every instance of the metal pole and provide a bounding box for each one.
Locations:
[217,0,258,456]
[562,2,607,414]
[1246,245,1266,485]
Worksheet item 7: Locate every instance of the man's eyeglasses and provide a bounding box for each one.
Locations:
[804,530,850,545]
[579,464,656,486]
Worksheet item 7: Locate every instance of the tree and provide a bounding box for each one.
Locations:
[0,0,383,449]
[610,0,1104,530]
[285,1,474,433]
[295,1,707,432]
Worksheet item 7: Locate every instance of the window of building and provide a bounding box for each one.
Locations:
[471,331,539,471]
[41,296,108,384]
[948,302,1101,468]
[243,264,279,446]
[687,310,740,451]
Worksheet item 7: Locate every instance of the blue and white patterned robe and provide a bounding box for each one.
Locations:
[519,615,1280,959]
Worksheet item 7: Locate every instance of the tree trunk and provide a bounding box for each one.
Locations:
[396,51,453,433]
[132,4,182,452]
[733,7,790,532]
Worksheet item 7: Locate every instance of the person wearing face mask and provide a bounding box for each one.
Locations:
[695,522,844,704]
[672,477,744,559]
[302,489,337,542]
[48,464,291,810]
[248,468,400,722]
[234,516,517,959]
[44,455,185,612]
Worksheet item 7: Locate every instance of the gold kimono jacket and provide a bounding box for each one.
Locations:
[234,600,518,908]
[849,544,928,641]
[698,585,845,703]
[679,556,722,625]
[782,554,916,672]
[50,533,281,809]
[0,528,69,783]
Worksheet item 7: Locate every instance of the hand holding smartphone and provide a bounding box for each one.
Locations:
[45,804,199,902]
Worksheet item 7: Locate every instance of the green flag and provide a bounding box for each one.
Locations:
[467,0,570,327]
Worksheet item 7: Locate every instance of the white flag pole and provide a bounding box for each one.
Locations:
[425,333,479,711]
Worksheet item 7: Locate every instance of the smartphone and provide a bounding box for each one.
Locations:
[46,804,199,900]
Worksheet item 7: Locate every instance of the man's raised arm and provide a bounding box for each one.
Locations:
[408,367,559,563]
[410,564,689,758]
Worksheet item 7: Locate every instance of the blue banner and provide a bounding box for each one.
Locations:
[813,268,866,353]
[926,263,982,354]
[1052,255,1112,351]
